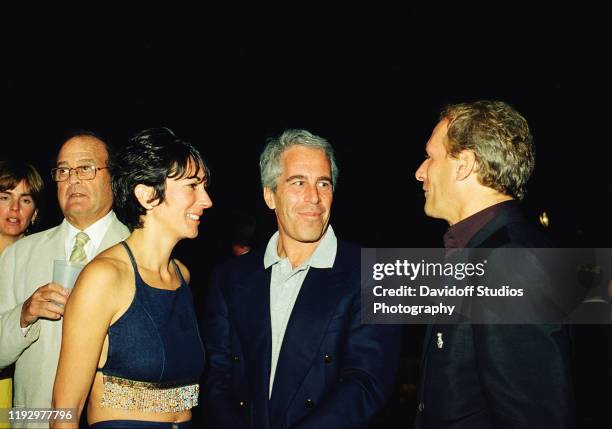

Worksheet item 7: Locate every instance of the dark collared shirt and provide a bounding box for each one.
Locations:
[443,200,516,249]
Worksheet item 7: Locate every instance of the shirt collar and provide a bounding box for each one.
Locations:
[443,200,516,249]
[264,225,337,270]
[64,210,116,250]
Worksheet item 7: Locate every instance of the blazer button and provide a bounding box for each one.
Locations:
[324,355,332,364]
[239,400,246,407]
[233,355,240,362]
[304,398,314,408]
[418,402,424,412]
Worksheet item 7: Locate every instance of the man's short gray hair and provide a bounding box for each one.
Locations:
[259,129,339,191]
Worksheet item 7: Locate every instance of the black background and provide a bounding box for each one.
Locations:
[2,2,610,250]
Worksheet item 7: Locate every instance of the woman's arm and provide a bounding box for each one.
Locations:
[51,258,121,428]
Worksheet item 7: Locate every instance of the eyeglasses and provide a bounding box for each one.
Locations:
[51,165,108,182]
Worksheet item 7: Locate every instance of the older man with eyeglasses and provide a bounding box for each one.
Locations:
[0,131,129,427]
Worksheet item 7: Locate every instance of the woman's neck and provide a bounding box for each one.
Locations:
[125,228,177,272]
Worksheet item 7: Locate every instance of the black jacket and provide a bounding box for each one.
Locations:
[416,204,575,429]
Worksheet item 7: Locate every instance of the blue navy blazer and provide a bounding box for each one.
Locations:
[202,240,401,429]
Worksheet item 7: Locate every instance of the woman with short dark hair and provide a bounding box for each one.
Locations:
[52,128,212,428]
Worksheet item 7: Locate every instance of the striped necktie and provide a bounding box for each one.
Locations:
[69,232,90,264]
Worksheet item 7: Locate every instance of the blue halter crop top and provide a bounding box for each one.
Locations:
[97,242,205,412]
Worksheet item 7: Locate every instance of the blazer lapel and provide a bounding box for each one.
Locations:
[465,206,522,249]
[47,225,67,261]
[420,323,434,366]
[97,216,130,255]
[268,266,346,429]
[29,225,66,294]
[228,265,273,429]
[420,244,475,375]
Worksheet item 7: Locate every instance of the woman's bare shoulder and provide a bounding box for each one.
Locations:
[73,244,133,298]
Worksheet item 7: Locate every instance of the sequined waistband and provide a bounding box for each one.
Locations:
[101,375,199,413]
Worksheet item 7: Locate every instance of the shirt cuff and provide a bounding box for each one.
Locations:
[21,324,32,337]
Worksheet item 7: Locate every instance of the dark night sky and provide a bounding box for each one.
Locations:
[1,3,611,257]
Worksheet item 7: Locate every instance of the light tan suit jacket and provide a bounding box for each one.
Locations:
[0,213,129,427]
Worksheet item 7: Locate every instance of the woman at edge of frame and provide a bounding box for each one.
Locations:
[0,160,44,425]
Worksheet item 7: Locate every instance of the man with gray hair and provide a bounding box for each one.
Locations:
[203,129,401,429]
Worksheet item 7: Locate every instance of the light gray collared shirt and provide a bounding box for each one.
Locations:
[264,225,337,398]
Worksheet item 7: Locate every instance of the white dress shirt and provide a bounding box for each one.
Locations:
[63,210,117,262]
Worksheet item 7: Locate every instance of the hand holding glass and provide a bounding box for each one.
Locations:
[53,260,84,290]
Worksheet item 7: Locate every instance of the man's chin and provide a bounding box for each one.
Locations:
[424,203,438,218]
[63,205,92,219]
[65,205,89,212]
[296,225,329,243]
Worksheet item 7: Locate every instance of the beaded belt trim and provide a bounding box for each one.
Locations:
[101,375,199,413]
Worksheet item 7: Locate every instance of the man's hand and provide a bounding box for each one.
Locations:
[20,283,70,328]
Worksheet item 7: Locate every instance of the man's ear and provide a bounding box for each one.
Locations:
[456,150,477,181]
[134,184,158,210]
[31,209,38,224]
[263,187,276,210]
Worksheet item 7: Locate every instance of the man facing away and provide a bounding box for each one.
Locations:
[414,101,574,429]
[203,129,401,429]
[0,132,129,426]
